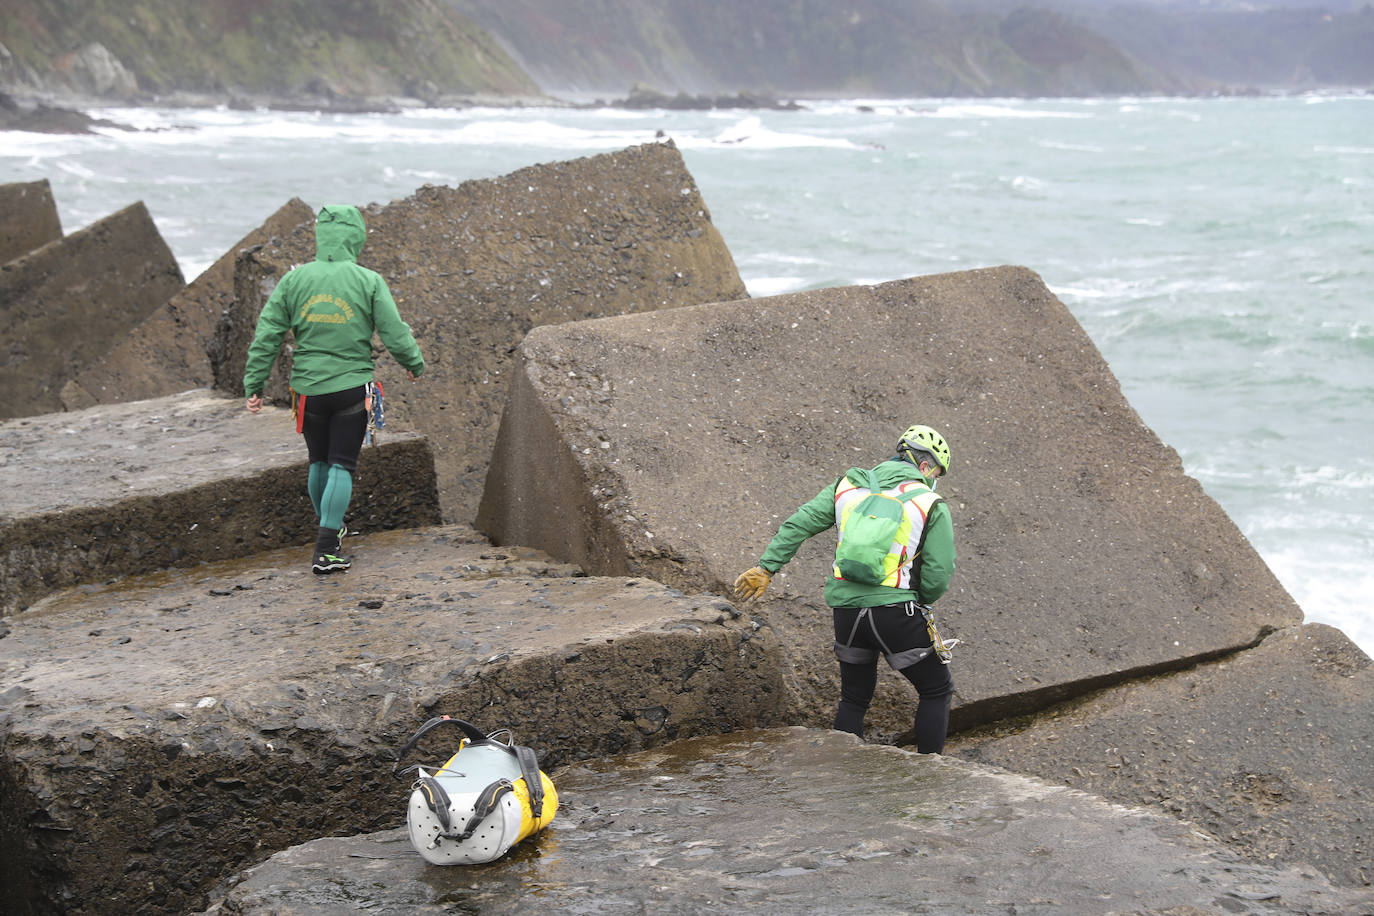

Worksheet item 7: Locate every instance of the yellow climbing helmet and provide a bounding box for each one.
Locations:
[897,424,950,473]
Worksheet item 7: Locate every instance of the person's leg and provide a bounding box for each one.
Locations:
[870,603,954,754]
[834,660,879,736]
[318,464,352,532]
[832,606,880,736]
[897,658,954,754]
[321,387,367,529]
[305,387,367,573]
[307,461,329,519]
[301,402,331,523]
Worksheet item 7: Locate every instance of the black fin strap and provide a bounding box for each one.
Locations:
[417,775,453,833]
[514,744,545,818]
[449,780,514,841]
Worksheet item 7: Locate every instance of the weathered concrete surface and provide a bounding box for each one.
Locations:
[477,266,1303,735]
[0,179,62,264]
[64,198,316,409]
[201,729,1374,916]
[0,525,785,915]
[208,141,748,521]
[0,390,440,612]
[951,623,1374,887]
[0,201,185,418]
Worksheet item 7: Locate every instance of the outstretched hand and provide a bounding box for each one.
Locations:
[733,566,772,602]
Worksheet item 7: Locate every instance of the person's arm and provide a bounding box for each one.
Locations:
[370,276,425,377]
[916,501,955,603]
[758,479,840,573]
[735,479,839,601]
[243,275,294,400]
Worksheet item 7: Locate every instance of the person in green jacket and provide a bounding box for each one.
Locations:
[243,204,425,574]
[734,424,957,753]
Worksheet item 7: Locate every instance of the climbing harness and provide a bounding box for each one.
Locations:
[833,601,960,669]
[363,380,385,446]
[391,715,557,865]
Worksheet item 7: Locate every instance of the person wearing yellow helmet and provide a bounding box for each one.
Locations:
[733,423,957,753]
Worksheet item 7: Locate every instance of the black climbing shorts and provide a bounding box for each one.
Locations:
[300,385,368,473]
[832,602,937,670]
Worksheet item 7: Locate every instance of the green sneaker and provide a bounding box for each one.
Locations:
[312,551,351,575]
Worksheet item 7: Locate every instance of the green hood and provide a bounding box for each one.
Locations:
[314,205,366,263]
[871,457,937,489]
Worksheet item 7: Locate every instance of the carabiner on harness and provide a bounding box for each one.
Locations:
[917,603,960,664]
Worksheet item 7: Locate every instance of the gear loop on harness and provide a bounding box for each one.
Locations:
[363,380,385,445]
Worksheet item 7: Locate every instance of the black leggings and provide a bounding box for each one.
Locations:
[832,603,955,753]
[301,386,367,472]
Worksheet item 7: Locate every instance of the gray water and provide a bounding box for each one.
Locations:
[3,94,1370,652]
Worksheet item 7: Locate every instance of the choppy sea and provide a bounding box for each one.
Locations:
[3,95,1370,654]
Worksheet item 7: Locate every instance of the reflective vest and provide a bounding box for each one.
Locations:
[832,474,941,589]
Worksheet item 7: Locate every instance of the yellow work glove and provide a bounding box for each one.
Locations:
[733,566,773,601]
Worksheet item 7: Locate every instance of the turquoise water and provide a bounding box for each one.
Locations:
[3,95,1370,652]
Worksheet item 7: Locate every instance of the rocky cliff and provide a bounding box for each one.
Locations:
[3,0,1368,108]
[0,0,541,107]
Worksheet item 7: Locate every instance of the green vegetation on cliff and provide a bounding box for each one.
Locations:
[0,0,540,103]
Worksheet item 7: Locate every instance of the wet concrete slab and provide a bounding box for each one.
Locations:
[201,728,1374,916]
[0,390,439,612]
[477,267,1303,735]
[951,623,1374,888]
[0,201,185,418]
[0,525,786,915]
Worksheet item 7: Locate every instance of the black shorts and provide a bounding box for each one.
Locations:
[301,385,367,472]
[832,601,936,670]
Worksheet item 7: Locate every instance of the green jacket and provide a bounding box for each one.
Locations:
[758,458,955,608]
[243,205,425,397]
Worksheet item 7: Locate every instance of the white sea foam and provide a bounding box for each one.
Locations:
[1262,541,1374,654]
[675,116,862,150]
[745,276,808,297]
[1038,140,1105,153]
[928,103,1093,120]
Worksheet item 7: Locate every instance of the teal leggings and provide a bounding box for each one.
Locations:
[301,385,367,531]
[308,462,352,531]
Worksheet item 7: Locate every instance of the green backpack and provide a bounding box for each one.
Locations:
[833,467,933,586]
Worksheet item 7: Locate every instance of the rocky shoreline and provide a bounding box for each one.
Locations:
[0,85,808,136]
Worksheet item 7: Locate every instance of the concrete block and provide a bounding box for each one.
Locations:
[0,201,184,418]
[951,623,1374,887]
[477,267,1303,733]
[0,178,62,264]
[0,527,784,914]
[208,141,748,521]
[67,198,316,406]
[0,390,440,612]
[202,729,1374,915]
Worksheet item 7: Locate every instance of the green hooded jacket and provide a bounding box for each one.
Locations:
[757,458,955,608]
[243,205,425,397]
